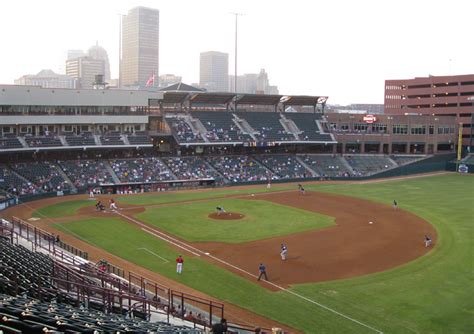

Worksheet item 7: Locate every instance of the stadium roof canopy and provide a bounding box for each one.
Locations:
[159,82,203,92]
[161,91,189,104]
[235,94,283,105]
[190,93,236,105]
[281,95,328,106]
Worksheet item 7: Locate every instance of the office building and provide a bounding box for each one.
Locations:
[121,6,160,89]
[199,51,228,92]
[14,69,76,89]
[385,74,474,146]
[66,57,105,89]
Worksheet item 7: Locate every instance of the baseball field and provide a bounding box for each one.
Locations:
[4,173,473,333]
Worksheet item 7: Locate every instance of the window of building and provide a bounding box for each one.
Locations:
[371,124,387,133]
[410,125,426,135]
[353,123,368,131]
[429,125,434,135]
[340,123,349,131]
[392,124,408,134]
[64,125,73,132]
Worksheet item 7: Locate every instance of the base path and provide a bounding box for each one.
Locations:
[197,191,436,286]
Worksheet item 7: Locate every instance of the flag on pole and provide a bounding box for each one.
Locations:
[145,72,155,88]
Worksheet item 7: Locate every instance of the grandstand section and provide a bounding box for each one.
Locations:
[235,112,295,143]
[58,160,115,189]
[193,111,252,143]
[162,156,220,181]
[300,155,353,177]
[345,155,395,176]
[207,155,271,182]
[11,162,70,192]
[257,155,311,179]
[110,157,174,183]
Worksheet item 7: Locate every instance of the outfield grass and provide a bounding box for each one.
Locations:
[135,198,334,243]
[33,199,92,218]
[53,174,474,333]
[116,184,293,206]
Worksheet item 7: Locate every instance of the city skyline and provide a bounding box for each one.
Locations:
[0,0,472,104]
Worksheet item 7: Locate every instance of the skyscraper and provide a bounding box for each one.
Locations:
[88,43,111,81]
[199,51,229,92]
[121,6,160,89]
[66,57,105,89]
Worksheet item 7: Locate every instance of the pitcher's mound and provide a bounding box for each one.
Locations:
[208,212,245,220]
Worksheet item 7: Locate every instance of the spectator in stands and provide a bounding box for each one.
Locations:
[211,318,228,333]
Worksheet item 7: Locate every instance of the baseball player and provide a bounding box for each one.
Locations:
[266,176,272,189]
[176,255,184,274]
[89,188,95,199]
[424,235,432,248]
[298,183,305,195]
[280,243,288,260]
[257,263,268,281]
[216,206,225,215]
[109,198,118,211]
[392,199,398,209]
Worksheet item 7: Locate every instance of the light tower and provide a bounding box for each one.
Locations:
[230,12,243,93]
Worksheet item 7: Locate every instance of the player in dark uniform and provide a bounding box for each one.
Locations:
[424,235,432,247]
[392,199,398,209]
[257,263,268,281]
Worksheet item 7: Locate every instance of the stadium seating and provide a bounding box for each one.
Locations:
[207,156,270,182]
[100,133,125,145]
[24,136,62,148]
[162,156,220,181]
[0,237,202,333]
[193,111,252,142]
[166,116,204,143]
[284,112,333,141]
[65,133,96,146]
[0,165,39,196]
[345,155,394,176]
[257,155,309,179]
[58,160,115,189]
[236,112,294,142]
[0,294,202,333]
[391,155,425,165]
[127,132,153,145]
[110,157,174,183]
[0,137,23,149]
[11,162,70,192]
[463,154,474,164]
[301,155,352,177]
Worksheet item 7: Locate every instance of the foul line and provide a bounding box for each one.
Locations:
[137,247,169,263]
[115,210,383,334]
[114,210,201,257]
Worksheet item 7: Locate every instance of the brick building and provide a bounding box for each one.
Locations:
[384,74,474,147]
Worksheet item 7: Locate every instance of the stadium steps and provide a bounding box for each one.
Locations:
[58,135,68,146]
[386,156,398,167]
[232,114,257,141]
[279,115,300,140]
[295,155,319,177]
[121,134,130,145]
[252,156,275,176]
[340,156,356,174]
[188,117,209,142]
[54,163,77,193]
[93,135,101,146]
[16,137,28,148]
[202,160,229,183]
[183,116,207,142]
[104,161,121,184]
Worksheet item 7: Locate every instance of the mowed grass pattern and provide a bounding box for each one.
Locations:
[135,199,334,243]
[34,199,92,218]
[52,174,473,333]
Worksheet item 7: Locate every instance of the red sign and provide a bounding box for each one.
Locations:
[363,114,377,124]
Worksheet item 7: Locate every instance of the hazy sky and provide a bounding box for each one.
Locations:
[0,0,472,104]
